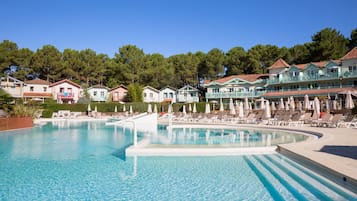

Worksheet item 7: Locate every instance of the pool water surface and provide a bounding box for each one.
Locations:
[0,121,355,200]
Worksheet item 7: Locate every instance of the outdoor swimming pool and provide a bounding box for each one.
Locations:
[0,121,355,200]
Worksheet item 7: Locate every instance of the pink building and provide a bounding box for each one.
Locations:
[50,79,82,104]
[109,85,128,102]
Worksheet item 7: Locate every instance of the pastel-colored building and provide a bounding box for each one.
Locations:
[50,79,82,104]
[23,79,52,102]
[263,48,357,99]
[109,85,128,102]
[204,74,269,101]
[177,85,199,103]
[0,75,24,98]
[143,86,160,103]
[159,86,177,103]
[88,85,109,102]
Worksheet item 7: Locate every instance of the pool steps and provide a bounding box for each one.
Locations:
[244,154,356,200]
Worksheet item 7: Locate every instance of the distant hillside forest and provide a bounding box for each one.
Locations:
[0,27,356,89]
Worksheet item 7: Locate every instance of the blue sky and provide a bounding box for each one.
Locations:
[1,0,356,57]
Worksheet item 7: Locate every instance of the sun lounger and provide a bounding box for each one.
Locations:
[311,113,332,127]
[338,114,357,128]
[318,114,343,128]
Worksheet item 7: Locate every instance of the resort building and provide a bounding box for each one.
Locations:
[263,47,357,100]
[23,79,52,103]
[0,75,25,98]
[88,85,109,102]
[50,79,82,104]
[143,86,160,103]
[159,86,177,103]
[204,74,269,102]
[176,85,199,103]
[109,85,128,102]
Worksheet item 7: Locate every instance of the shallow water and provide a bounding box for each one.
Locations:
[0,121,355,200]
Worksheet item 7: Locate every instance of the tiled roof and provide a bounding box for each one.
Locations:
[109,84,128,92]
[262,87,356,98]
[341,47,357,60]
[160,86,177,91]
[23,92,53,97]
[211,74,269,84]
[294,60,340,70]
[49,79,81,88]
[144,86,160,92]
[25,79,51,85]
[268,59,290,69]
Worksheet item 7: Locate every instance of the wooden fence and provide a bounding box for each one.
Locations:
[0,117,33,131]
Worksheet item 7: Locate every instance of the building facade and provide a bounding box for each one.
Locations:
[204,74,269,102]
[49,79,82,104]
[159,86,177,103]
[88,85,109,102]
[263,47,357,100]
[177,85,199,103]
[143,86,160,103]
[109,85,128,102]
[0,76,24,98]
[23,79,52,102]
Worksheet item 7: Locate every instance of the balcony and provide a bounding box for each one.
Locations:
[206,91,266,99]
[177,95,199,103]
[57,92,74,99]
[267,73,344,85]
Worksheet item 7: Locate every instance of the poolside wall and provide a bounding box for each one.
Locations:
[0,117,33,131]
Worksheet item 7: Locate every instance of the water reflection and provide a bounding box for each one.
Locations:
[4,121,133,160]
[150,126,307,147]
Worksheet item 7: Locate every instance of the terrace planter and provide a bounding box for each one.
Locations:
[0,117,33,131]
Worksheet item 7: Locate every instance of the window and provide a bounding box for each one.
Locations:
[190,92,196,97]
[212,88,219,93]
[93,91,97,96]
[164,93,168,98]
[228,88,234,92]
[349,65,357,72]
[150,93,153,97]
[144,93,147,97]
[307,69,318,79]
[60,88,64,93]
[169,92,173,98]
[30,86,34,92]
[100,91,104,97]
[43,87,47,92]
[308,83,318,89]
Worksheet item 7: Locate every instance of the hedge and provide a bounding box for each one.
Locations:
[41,102,211,118]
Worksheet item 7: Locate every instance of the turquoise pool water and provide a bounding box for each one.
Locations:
[152,125,308,147]
[0,121,355,200]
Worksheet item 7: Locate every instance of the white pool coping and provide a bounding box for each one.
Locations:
[126,146,277,156]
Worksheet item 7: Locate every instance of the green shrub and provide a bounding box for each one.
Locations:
[40,102,209,118]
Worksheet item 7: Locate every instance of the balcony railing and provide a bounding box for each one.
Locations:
[57,92,74,99]
[265,84,356,93]
[177,95,199,103]
[266,72,357,85]
[206,91,266,99]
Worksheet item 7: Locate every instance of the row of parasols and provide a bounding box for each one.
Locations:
[86,91,355,117]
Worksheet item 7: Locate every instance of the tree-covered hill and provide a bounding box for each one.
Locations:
[0,27,356,89]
